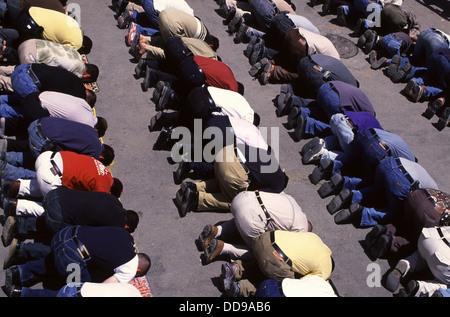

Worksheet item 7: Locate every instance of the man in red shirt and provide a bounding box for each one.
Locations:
[1,151,122,218]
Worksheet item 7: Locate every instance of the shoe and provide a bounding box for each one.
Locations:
[3,197,17,218]
[156,85,177,112]
[248,58,266,77]
[125,22,137,47]
[286,106,300,130]
[302,139,325,165]
[153,126,174,151]
[367,233,392,259]
[403,280,419,297]
[363,31,378,55]
[174,160,191,185]
[2,179,20,198]
[234,23,249,44]
[280,83,294,96]
[134,58,149,79]
[3,238,20,269]
[371,56,387,70]
[227,281,240,297]
[353,18,366,37]
[204,238,224,264]
[258,61,274,85]
[300,137,323,157]
[199,224,218,250]
[364,224,387,250]
[227,16,242,34]
[336,6,346,26]
[2,216,19,247]
[435,106,450,131]
[249,39,265,66]
[309,158,334,185]
[142,66,154,92]
[334,202,363,224]
[276,92,292,117]
[317,173,344,198]
[423,98,445,119]
[386,54,400,80]
[117,10,132,29]
[244,36,258,59]
[175,181,196,205]
[368,50,377,65]
[4,265,21,297]
[148,111,179,132]
[180,187,198,217]
[402,79,424,102]
[327,188,352,215]
[221,262,238,293]
[223,6,236,25]
[385,259,410,292]
[293,116,307,141]
[322,0,331,14]
[128,32,141,60]
[115,0,128,16]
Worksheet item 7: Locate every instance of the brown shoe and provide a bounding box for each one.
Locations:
[204,239,224,264]
[199,224,218,250]
[3,238,20,269]
[2,179,20,199]
[2,216,18,247]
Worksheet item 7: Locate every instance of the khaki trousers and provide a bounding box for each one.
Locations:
[196,145,249,211]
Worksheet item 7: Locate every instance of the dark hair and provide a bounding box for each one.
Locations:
[85,89,97,108]
[110,177,123,198]
[83,64,99,82]
[125,209,140,233]
[78,35,93,55]
[99,144,115,166]
[94,116,108,137]
[253,112,260,127]
[137,253,151,277]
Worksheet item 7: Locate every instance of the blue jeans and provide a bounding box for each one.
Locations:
[18,226,91,290]
[413,53,450,100]
[10,64,40,98]
[341,0,381,26]
[249,0,278,33]
[352,157,416,227]
[56,282,82,297]
[140,0,159,28]
[2,163,36,179]
[413,28,450,66]
[380,34,402,58]
[0,94,23,118]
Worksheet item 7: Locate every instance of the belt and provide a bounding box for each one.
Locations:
[36,119,50,142]
[394,157,419,190]
[437,227,450,248]
[269,231,292,266]
[267,0,279,14]
[26,65,41,90]
[255,190,272,230]
[368,128,391,156]
[50,151,62,177]
[307,55,332,81]
[72,227,90,261]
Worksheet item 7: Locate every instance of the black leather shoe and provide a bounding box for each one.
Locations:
[227,16,242,34]
[435,106,450,131]
[334,202,363,224]
[174,161,191,185]
[3,198,17,218]
[423,98,444,120]
[3,239,20,269]
[180,187,198,217]
[223,6,236,25]
[294,116,307,141]
[309,158,334,185]
[2,216,19,247]
[368,234,392,260]
[176,181,196,206]
[327,188,352,215]
[318,173,344,198]
[276,92,292,117]
[4,265,21,297]
[364,224,387,250]
[286,106,300,130]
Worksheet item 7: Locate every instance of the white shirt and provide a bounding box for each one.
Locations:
[208,86,255,124]
[39,91,97,128]
[154,0,194,16]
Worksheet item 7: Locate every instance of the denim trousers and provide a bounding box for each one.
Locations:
[249,0,278,33]
[18,226,91,292]
[353,157,415,227]
[414,53,450,100]
[0,94,22,118]
[140,0,159,29]
[413,28,450,66]
[380,34,402,58]
[2,163,36,179]
[10,64,40,98]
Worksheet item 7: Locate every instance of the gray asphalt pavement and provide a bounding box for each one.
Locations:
[1,0,449,299]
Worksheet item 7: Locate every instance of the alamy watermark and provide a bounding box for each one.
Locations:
[169,119,281,173]
[66,3,82,27]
